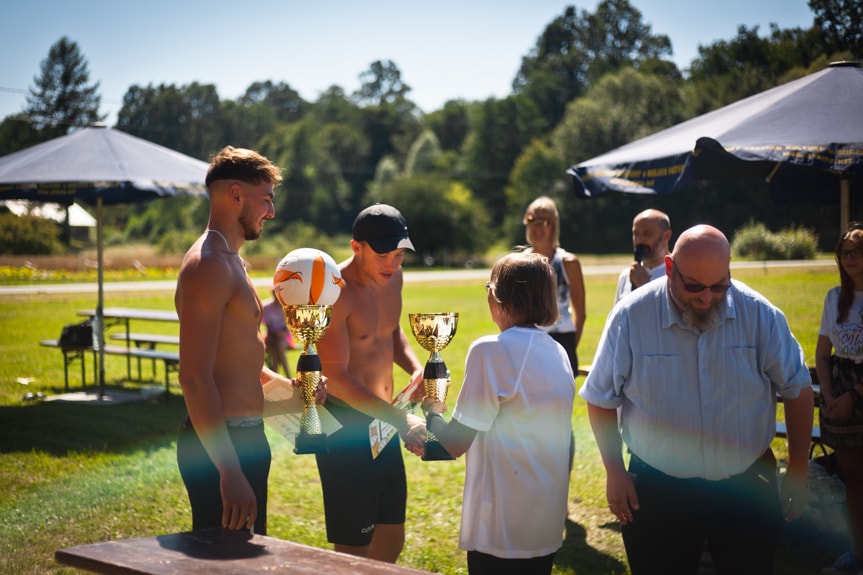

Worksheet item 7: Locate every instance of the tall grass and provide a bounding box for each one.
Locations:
[0,263,845,574]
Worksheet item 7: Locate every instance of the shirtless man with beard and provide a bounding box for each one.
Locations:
[175,146,316,535]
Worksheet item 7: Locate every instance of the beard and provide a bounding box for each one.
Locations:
[638,237,663,261]
[239,202,262,241]
[669,286,724,332]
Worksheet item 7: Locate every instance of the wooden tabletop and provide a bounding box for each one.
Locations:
[55,528,436,575]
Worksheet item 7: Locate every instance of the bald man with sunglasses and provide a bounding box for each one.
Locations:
[580,224,814,575]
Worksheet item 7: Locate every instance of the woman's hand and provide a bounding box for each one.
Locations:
[421,397,447,416]
[824,391,854,421]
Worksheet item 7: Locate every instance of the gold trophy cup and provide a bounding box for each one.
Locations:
[283,304,332,454]
[409,312,458,461]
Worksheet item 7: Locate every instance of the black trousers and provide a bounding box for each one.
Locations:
[622,450,783,575]
[466,550,556,575]
[548,331,577,374]
[177,416,271,535]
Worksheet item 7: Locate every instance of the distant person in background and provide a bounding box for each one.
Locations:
[816,222,863,575]
[614,209,672,304]
[262,288,294,377]
[422,251,574,575]
[522,196,585,374]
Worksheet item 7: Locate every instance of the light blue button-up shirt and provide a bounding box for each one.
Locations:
[579,276,811,480]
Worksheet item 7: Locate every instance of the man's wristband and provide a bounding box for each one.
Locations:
[426,412,445,433]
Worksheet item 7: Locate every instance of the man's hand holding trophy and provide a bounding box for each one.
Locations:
[273,248,344,454]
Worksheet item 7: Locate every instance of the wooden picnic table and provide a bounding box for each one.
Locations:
[55,528,436,575]
[77,307,179,337]
[77,307,179,381]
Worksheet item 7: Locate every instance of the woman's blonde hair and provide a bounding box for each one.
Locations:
[523,196,561,248]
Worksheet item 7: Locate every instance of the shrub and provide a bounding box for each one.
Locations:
[731,221,818,260]
[0,212,64,255]
[776,226,819,260]
[156,229,202,255]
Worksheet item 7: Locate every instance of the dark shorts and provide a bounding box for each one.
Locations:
[315,402,407,546]
[820,355,863,449]
[548,331,577,375]
[177,414,271,535]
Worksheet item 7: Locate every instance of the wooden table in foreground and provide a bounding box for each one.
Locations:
[55,528,436,575]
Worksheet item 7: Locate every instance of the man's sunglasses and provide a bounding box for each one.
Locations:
[672,265,731,294]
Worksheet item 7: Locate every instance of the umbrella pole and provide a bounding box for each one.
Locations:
[97,197,105,400]
[841,178,850,235]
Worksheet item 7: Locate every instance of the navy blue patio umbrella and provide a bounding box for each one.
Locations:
[567,61,863,232]
[0,124,209,399]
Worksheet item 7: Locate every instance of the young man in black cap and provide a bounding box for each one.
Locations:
[315,203,427,563]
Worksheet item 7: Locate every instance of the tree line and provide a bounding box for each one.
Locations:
[1,0,859,261]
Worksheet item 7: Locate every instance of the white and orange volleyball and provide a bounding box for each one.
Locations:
[273,248,344,307]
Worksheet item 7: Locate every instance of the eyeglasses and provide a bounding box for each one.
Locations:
[672,265,731,294]
[525,215,551,227]
[840,248,863,260]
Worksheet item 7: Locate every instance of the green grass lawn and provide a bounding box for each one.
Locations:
[0,262,849,574]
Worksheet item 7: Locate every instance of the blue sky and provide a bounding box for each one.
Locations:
[0,0,815,126]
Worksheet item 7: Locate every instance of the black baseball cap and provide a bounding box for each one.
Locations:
[352,204,415,254]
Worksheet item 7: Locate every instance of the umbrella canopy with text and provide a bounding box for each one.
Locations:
[567,61,863,220]
[0,125,208,203]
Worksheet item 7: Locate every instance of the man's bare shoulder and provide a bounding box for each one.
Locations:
[179,246,232,283]
[176,241,237,307]
[337,257,369,295]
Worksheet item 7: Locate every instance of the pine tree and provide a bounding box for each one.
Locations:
[25,36,104,135]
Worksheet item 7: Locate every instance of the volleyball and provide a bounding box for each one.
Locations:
[273,248,344,307]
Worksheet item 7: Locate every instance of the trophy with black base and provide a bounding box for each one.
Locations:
[274,247,344,455]
[282,304,332,454]
[408,312,458,461]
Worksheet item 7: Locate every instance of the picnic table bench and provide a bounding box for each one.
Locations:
[41,308,181,393]
[55,528,436,575]
[39,339,179,394]
[39,339,96,391]
[108,332,180,380]
[108,332,181,346]
[77,307,180,387]
[101,345,179,394]
[775,420,824,459]
[776,367,824,459]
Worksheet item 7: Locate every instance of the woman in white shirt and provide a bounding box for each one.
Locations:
[816,223,863,575]
[422,251,575,575]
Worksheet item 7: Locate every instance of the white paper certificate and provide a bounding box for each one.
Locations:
[369,379,421,459]
[262,378,341,446]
